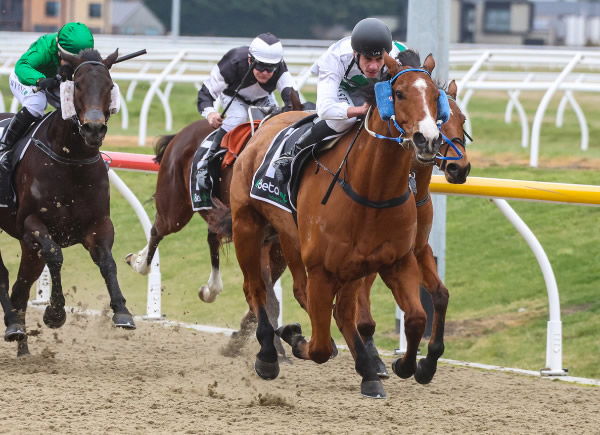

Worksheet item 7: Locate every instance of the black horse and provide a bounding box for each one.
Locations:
[0,48,135,356]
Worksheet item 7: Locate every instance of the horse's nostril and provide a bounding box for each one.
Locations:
[413,132,426,147]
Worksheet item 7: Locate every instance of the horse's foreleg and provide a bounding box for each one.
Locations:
[232,210,279,380]
[22,217,67,329]
[10,246,46,355]
[354,274,389,378]
[414,243,448,384]
[0,251,24,341]
[334,279,386,399]
[379,253,426,382]
[198,230,223,303]
[125,226,163,275]
[84,219,135,329]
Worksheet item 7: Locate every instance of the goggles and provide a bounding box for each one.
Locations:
[254,61,278,73]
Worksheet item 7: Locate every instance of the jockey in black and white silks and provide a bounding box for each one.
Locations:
[195,33,297,191]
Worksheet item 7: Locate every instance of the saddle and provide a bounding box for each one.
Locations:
[249,114,343,215]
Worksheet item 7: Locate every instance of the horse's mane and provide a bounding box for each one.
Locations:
[396,49,447,91]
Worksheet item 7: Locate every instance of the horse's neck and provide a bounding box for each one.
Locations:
[348,120,412,196]
[46,113,90,156]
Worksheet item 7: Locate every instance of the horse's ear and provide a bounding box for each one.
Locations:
[423,53,435,75]
[447,80,458,100]
[384,52,400,76]
[60,51,82,69]
[103,49,119,70]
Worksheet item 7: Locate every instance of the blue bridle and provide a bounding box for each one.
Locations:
[371,67,461,161]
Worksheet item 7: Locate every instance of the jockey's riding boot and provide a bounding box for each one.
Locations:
[197,127,227,191]
[0,107,36,205]
[274,120,337,183]
[0,107,36,173]
[275,119,338,166]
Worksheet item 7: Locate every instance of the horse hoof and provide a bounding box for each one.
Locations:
[5,324,26,342]
[125,252,150,275]
[360,380,386,399]
[414,357,437,385]
[374,356,390,379]
[391,358,416,379]
[275,323,302,345]
[330,337,338,359]
[43,306,66,329]
[112,313,136,329]
[254,358,280,380]
[17,340,30,357]
[198,285,218,303]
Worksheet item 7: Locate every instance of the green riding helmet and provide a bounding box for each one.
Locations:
[56,22,94,56]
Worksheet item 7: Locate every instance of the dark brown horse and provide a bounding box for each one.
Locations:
[356,79,471,380]
[0,48,135,356]
[226,53,445,398]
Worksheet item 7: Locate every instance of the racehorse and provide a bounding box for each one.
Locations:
[124,97,306,304]
[356,78,471,380]
[225,53,446,398]
[0,48,136,356]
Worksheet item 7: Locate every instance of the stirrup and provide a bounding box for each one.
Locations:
[272,154,293,168]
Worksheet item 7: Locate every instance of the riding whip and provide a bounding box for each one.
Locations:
[220,60,257,117]
[115,49,147,64]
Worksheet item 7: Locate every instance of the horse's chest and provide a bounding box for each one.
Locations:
[304,212,417,278]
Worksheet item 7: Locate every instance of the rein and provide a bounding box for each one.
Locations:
[317,119,412,209]
[31,137,101,165]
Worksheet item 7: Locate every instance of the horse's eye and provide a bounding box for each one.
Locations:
[74,81,81,90]
[395,90,404,100]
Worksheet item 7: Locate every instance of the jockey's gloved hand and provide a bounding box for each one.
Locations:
[36,76,59,90]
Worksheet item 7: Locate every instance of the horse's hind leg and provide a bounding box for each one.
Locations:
[197,230,223,303]
[379,253,426,381]
[232,208,279,380]
[414,243,448,384]
[0,250,25,341]
[354,274,389,378]
[84,218,135,329]
[333,279,386,399]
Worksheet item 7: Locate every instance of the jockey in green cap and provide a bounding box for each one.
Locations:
[0,22,94,206]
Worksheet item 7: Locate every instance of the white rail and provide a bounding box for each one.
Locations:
[3,33,600,161]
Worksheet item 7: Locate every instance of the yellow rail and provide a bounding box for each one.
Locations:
[429,176,600,206]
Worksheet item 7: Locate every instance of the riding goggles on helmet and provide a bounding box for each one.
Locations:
[253,60,278,73]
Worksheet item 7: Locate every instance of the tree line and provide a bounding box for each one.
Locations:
[142,0,407,39]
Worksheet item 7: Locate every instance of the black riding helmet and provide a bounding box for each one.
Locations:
[351,18,393,57]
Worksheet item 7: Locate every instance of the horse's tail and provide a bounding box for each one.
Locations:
[153,134,176,164]
[206,197,232,242]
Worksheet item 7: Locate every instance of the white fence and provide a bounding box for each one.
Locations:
[2,32,600,164]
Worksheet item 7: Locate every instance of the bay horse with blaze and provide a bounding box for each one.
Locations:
[226,53,445,398]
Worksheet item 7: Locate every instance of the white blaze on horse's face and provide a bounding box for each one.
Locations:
[413,78,439,142]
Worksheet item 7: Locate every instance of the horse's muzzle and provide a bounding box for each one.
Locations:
[80,121,107,147]
[413,132,443,164]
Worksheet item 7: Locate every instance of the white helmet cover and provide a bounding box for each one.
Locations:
[249,33,283,64]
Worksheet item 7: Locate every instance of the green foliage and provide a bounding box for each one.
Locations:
[2,80,600,379]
